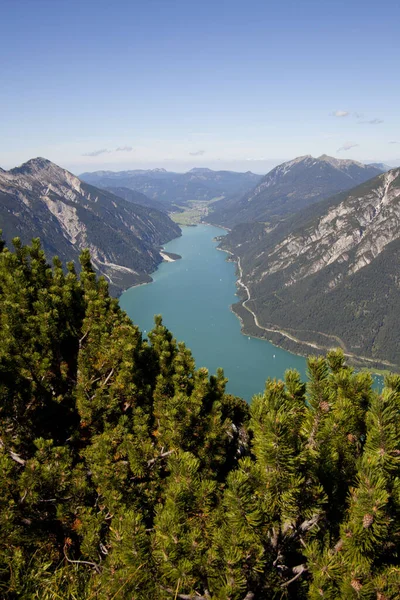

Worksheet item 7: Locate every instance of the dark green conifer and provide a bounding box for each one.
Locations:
[0,240,399,600]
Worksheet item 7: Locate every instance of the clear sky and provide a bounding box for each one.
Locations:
[1,0,399,174]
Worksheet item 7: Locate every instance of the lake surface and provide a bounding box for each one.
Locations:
[120,224,307,401]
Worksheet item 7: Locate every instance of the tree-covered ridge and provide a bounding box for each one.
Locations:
[0,237,399,599]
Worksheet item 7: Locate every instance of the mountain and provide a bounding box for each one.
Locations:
[208,154,384,228]
[103,186,167,212]
[80,168,261,209]
[188,167,214,174]
[367,162,393,171]
[219,168,400,369]
[0,158,181,294]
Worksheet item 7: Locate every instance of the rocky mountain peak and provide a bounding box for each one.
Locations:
[6,157,82,193]
[0,158,181,295]
[208,154,385,229]
[10,157,54,175]
[317,154,366,170]
[283,155,313,168]
[318,154,342,166]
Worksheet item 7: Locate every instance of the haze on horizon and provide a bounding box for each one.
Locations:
[1,0,399,175]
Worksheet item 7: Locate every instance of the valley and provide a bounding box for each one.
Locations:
[80,167,261,213]
[2,155,397,372]
[170,198,222,225]
[120,224,307,401]
[3,3,400,597]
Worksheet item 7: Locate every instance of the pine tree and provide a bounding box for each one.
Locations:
[0,239,399,600]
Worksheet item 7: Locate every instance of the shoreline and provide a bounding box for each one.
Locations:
[217,245,397,374]
[160,251,176,263]
[202,220,232,232]
[121,238,183,294]
[121,225,394,377]
[123,224,226,294]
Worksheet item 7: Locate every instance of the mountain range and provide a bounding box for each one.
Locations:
[208,155,385,228]
[80,167,261,210]
[3,153,399,368]
[219,168,400,369]
[0,158,181,294]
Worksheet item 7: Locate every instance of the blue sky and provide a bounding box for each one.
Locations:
[1,0,399,174]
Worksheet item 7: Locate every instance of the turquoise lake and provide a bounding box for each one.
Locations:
[120,224,308,401]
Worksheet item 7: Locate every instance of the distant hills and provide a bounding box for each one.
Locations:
[208,155,385,228]
[0,158,181,294]
[367,162,393,171]
[219,168,400,369]
[80,167,261,209]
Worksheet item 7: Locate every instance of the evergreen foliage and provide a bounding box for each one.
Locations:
[0,236,399,599]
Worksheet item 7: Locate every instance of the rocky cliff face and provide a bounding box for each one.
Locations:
[0,158,181,294]
[208,155,384,228]
[220,169,400,368]
[257,170,400,288]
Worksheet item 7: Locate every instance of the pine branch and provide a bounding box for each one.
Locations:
[162,587,206,600]
[163,588,253,600]
[147,449,175,467]
[79,329,89,348]
[0,437,26,465]
[299,514,320,532]
[103,368,114,386]
[281,564,308,588]
[63,544,101,574]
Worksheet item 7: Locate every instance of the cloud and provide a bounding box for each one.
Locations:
[389,141,399,144]
[331,111,383,124]
[82,148,111,157]
[189,150,206,156]
[82,146,134,156]
[358,118,384,125]
[337,142,359,152]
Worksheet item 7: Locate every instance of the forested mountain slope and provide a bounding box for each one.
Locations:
[104,185,167,212]
[219,168,400,368]
[209,155,384,228]
[0,238,399,599]
[80,167,261,209]
[0,158,181,293]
